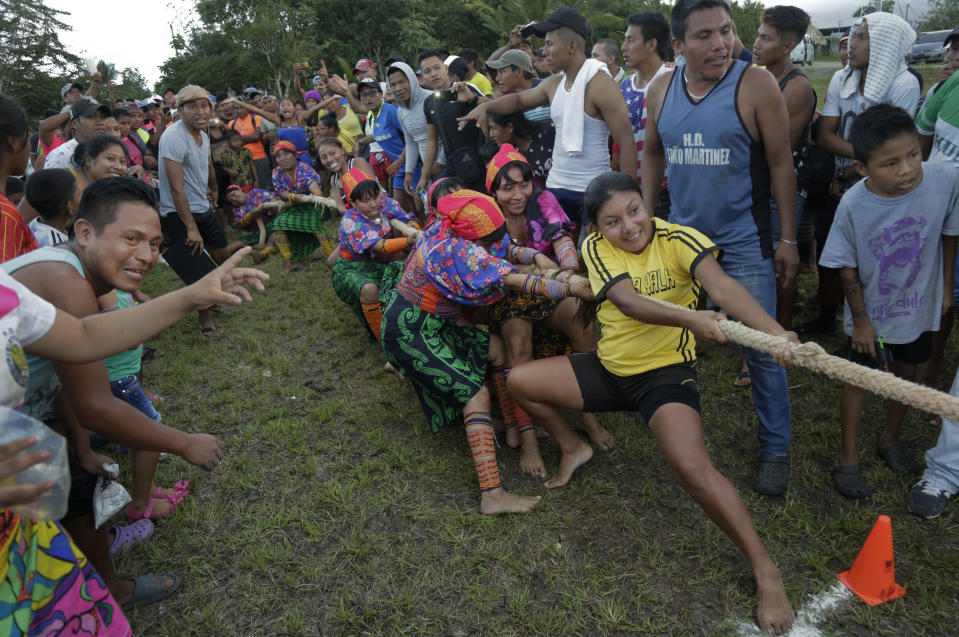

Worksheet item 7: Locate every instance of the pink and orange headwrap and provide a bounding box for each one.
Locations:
[435,189,505,240]
[485,143,529,193]
[273,140,298,157]
[341,167,377,201]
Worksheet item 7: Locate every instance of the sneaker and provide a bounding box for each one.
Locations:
[907,479,951,519]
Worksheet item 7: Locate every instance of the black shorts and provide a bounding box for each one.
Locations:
[568,353,700,423]
[839,331,933,367]
[64,451,97,520]
[161,208,227,251]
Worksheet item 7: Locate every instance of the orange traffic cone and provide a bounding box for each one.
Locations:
[837,515,906,606]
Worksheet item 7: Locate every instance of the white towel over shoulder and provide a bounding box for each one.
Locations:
[839,12,915,105]
[560,58,611,154]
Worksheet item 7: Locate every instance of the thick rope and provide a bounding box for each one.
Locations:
[529,267,959,421]
[390,218,422,240]
[257,194,337,213]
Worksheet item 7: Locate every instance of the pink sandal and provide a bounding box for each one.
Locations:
[151,481,190,502]
[127,493,183,521]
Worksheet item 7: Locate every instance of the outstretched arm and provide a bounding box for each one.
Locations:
[228,98,281,126]
[24,249,268,362]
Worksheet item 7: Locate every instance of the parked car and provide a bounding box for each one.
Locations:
[907,30,952,64]
[790,34,815,66]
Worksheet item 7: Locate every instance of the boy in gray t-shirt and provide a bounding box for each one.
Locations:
[820,105,959,499]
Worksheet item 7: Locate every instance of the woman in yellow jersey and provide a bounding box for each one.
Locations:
[507,172,798,635]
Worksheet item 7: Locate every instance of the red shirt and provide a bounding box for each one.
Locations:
[0,193,39,263]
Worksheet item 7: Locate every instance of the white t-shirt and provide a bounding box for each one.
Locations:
[43,139,78,170]
[28,218,67,248]
[0,270,56,409]
[821,69,920,169]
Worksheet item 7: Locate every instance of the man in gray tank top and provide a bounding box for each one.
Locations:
[642,0,800,500]
[459,6,636,239]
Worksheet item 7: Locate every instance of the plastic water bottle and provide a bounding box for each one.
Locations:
[0,406,70,520]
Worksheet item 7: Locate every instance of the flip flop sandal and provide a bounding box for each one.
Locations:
[108,520,155,558]
[754,454,790,496]
[877,443,921,475]
[832,465,873,499]
[121,572,179,611]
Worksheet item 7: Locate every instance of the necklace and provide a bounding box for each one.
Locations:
[684,62,731,101]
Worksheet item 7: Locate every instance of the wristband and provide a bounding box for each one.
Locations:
[289,194,296,204]
[380,237,409,254]
[522,275,570,299]
[779,238,798,246]
[509,244,538,265]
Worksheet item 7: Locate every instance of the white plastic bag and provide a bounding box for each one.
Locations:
[93,463,131,528]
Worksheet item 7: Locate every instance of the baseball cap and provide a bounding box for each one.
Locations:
[243,86,262,97]
[60,82,84,99]
[521,6,591,41]
[353,58,376,75]
[175,85,213,107]
[944,26,959,46]
[357,78,382,93]
[312,75,323,85]
[486,50,533,74]
[70,97,109,120]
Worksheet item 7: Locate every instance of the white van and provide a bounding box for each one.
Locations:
[790,34,815,66]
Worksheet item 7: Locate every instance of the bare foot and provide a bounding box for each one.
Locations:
[280,260,300,275]
[579,414,614,451]
[544,442,593,488]
[519,438,547,478]
[505,425,520,448]
[755,567,794,635]
[383,361,402,375]
[480,487,541,515]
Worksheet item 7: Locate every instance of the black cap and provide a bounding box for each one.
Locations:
[944,25,959,46]
[521,7,591,41]
[357,78,382,93]
[70,97,110,120]
[386,54,406,67]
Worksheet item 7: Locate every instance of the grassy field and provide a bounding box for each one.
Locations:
[112,248,959,636]
[806,61,945,110]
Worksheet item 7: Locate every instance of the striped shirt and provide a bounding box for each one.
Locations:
[583,221,720,376]
[0,193,39,263]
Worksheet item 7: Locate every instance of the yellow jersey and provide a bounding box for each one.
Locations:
[582,221,721,376]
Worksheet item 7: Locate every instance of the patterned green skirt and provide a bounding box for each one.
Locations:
[489,292,573,358]
[272,203,334,260]
[237,219,277,246]
[331,259,404,328]
[381,293,489,433]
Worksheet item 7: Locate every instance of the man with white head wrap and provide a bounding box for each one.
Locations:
[819,12,919,190]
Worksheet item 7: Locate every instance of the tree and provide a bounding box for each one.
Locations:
[853,0,895,18]
[922,0,959,31]
[0,0,82,119]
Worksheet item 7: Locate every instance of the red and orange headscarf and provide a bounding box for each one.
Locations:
[341,167,376,201]
[435,189,505,240]
[485,143,529,193]
[273,140,298,157]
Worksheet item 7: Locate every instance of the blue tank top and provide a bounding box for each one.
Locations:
[277,126,312,164]
[658,60,772,265]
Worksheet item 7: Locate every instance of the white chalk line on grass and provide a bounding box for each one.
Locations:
[732,581,853,637]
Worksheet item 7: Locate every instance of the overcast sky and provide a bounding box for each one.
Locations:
[49,0,933,92]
